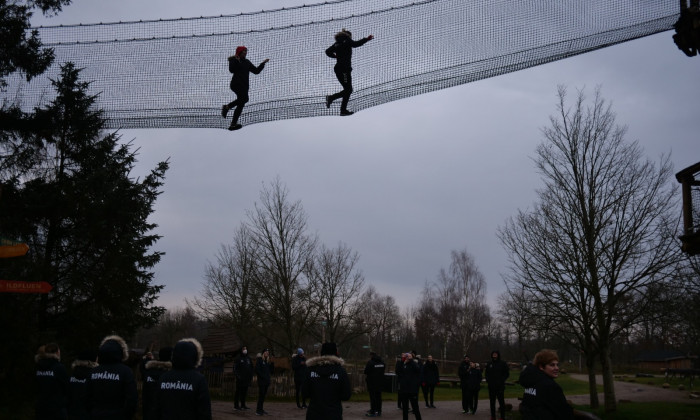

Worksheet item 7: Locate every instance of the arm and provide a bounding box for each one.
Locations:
[339,368,352,400]
[325,44,337,58]
[351,35,373,48]
[251,59,268,75]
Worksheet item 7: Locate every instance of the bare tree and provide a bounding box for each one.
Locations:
[360,286,402,358]
[308,241,367,347]
[189,224,258,344]
[245,177,318,354]
[498,86,681,412]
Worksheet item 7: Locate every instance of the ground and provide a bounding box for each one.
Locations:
[211,374,699,419]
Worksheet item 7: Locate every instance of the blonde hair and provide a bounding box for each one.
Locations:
[533,349,559,368]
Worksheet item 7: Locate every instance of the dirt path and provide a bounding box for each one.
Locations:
[211,376,699,419]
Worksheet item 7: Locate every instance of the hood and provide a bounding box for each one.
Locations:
[491,350,502,361]
[145,360,172,371]
[172,338,203,369]
[518,363,544,388]
[71,359,98,369]
[98,335,129,364]
[35,351,60,364]
[306,354,344,368]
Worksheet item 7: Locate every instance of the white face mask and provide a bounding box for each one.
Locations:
[242,350,248,355]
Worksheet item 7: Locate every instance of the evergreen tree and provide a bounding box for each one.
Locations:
[0,63,168,410]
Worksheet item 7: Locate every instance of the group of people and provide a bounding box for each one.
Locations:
[35,335,212,420]
[221,28,374,130]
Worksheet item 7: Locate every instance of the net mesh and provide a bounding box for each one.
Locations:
[4,0,679,130]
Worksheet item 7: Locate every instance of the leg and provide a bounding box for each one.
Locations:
[400,393,410,420]
[295,380,302,407]
[229,89,249,129]
[377,390,382,415]
[497,388,506,419]
[428,384,435,407]
[489,388,497,418]
[408,394,422,420]
[331,69,354,114]
[256,383,267,413]
[461,385,469,412]
[422,384,429,407]
[472,389,479,413]
[240,383,249,408]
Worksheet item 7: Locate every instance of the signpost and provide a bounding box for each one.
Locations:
[0,243,29,258]
[0,280,53,294]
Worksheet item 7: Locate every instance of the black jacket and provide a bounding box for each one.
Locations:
[422,360,439,386]
[302,355,352,420]
[518,364,573,420]
[465,367,482,390]
[233,353,254,384]
[142,360,171,420]
[228,57,266,92]
[35,352,69,419]
[364,355,386,392]
[325,35,371,72]
[396,359,422,394]
[457,361,470,384]
[67,359,97,420]
[87,335,138,420]
[255,355,274,387]
[156,339,211,420]
[485,351,510,389]
[292,354,308,383]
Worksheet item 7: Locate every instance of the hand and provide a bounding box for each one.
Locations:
[367,35,374,40]
[262,58,270,64]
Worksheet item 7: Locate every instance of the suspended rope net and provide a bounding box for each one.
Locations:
[5,0,679,130]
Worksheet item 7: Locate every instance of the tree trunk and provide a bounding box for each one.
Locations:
[585,354,599,409]
[599,346,617,412]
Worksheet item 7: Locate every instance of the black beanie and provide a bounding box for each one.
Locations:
[320,342,338,356]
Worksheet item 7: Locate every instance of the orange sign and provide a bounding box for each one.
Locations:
[0,243,29,258]
[0,280,53,294]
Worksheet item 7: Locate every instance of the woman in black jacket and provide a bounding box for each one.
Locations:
[255,349,274,416]
[519,349,573,420]
[87,335,138,420]
[421,355,439,408]
[302,342,351,420]
[324,29,373,116]
[155,339,211,420]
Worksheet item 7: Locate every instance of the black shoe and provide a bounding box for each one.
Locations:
[301,404,307,408]
[255,411,264,416]
[228,123,242,131]
[340,109,354,116]
[234,406,241,411]
[221,105,229,118]
[325,95,332,109]
[431,404,437,408]
[241,406,250,410]
[366,413,377,418]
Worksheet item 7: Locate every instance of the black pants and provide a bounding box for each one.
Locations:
[294,379,306,407]
[398,392,422,420]
[421,383,435,406]
[329,69,353,111]
[234,380,249,408]
[256,382,269,412]
[226,87,249,125]
[369,388,382,414]
[488,386,505,419]
[465,387,480,413]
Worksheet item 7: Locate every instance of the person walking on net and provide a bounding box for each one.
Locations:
[325,29,373,116]
[221,46,269,131]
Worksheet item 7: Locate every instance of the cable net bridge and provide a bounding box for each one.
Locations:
[6,0,680,130]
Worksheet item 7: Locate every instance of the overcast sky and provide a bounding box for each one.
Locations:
[32,1,698,313]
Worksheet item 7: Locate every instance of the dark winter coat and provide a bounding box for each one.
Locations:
[156,339,211,420]
[142,360,171,420]
[364,355,386,392]
[518,364,573,420]
[292,354,308,384]
[485,351,510,390]
[228,57,266,92]
[87,335,138,420]
[465,366,482,391]
[325,35,371,72]
[35,352,69,419]
[457,360,470,387]
[233,353,254,385]
[396,359,422,394]
[302,355,352,420]
[255,355,274,387]
[67,359,97,420]
[422,360,439,386]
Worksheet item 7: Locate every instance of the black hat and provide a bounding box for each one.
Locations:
[320,342,338,356]
[158,347,173,362]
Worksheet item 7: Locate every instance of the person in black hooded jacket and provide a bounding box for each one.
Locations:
[155,338,211,420]
[363,351,385,417]
[396,352,422,420]
[221,46,269,131]
[519,349,573,420]
[485,350,509,420]
[233,346,253,411]
[324,29,373,116]
[302,342,351,420]
[142,347,172,420]
[87,335,138,420]
[35,343,69,419]
[255,348,274,416]
[67,348,97,420]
